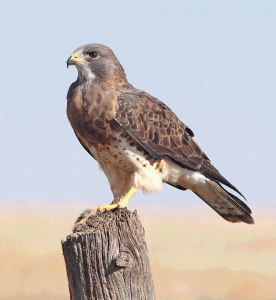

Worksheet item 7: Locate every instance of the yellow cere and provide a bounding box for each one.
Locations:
[72,52,78,59]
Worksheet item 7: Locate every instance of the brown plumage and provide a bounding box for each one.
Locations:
[67,43,254,224]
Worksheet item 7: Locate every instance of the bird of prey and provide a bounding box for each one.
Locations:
[67,44,254,225]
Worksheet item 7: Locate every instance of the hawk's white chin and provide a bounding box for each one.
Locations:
[77,64,96,82]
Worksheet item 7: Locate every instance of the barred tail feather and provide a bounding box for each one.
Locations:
[194,180,254,224]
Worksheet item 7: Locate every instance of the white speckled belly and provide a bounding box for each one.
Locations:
[89,132,169,194]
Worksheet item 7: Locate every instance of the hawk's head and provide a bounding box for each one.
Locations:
[67,44,127,84]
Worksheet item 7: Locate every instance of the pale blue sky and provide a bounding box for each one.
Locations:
[1,1,275,212]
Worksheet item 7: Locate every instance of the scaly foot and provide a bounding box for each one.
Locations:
[97,187,138,213]
[97,203,119,213]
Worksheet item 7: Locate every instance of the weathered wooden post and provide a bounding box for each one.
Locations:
[62,208,156,300]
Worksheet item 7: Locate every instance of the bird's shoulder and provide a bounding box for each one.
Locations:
[115,87,209,166]
[117,87,195,136]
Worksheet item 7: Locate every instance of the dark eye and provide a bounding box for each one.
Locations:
[88,51,98,58]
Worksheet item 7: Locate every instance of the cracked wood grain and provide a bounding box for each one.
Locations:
[62,209,156,300]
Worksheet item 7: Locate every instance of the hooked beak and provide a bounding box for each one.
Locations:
[67,52,88,68]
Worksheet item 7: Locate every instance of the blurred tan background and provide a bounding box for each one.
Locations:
[1,202,275,300]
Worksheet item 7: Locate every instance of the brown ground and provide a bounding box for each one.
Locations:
[0,202,275,300]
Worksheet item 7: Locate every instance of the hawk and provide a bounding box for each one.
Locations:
[67,44,254,225]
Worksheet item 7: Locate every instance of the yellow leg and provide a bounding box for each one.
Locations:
[117,187,137,208]
[98,187,137,212]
